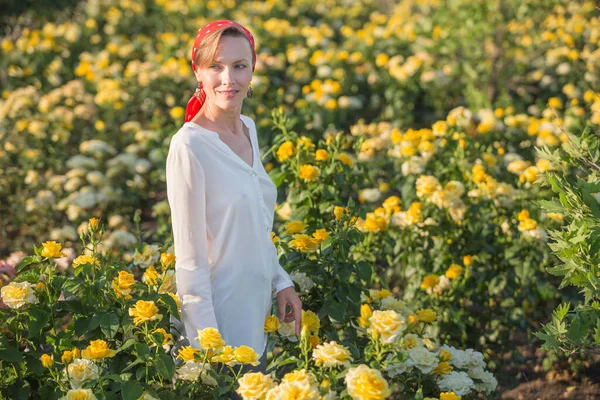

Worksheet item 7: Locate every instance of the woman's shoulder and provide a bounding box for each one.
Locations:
[169,122,213,149]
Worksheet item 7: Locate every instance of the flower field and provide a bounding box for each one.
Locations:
[1,0,599,399]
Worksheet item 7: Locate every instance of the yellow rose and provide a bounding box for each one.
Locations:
[234,345,260,365]
[0,281,39,309]
[364,213,388,232]
[299,164,320,181]
[197,327,226,351]
[416,309,437,323]
[289,234,317,252]
[72,254,100,269]
[359,303,373,327]
[277,141,295,162]
[88,217,99,232]
[142,266,159,286]
[315,149,329,161]
[439,349,452,362]
[128,300,161,325]
[65,389,97,400]
[368,310,405,344]
[177,346,199,362]
[169,106,184,119]
[152,328,173,345]
[333,206,348,220]
[336,152,353,167]
[112,270,135,299]
[370,289,393,301]
[312,341,352,368]
[420,274,439,290]
[160,252,176,269]
[236,372,276,399]
[285,221,305,234]
[311,229,330,244]
[166,292,181,312]
[308,335,320,348]
[434,361,453,374]
[445,264,463,279]
[41,241,66,258]
[40,354,53,368]
[61,350,76,364]
[264,315,280,333]
[440,392,462,400]
[270,231,280,244]
[81,340,116,360]
[463,255,472,266]
[345,364,390,400]
[301,310,320,333]
[212,345,236,365]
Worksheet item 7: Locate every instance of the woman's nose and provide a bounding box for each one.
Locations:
[221,66,234,84]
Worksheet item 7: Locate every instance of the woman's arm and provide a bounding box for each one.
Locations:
[166,139,218,348]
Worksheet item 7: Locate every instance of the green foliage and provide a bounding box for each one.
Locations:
[535,125,600,355]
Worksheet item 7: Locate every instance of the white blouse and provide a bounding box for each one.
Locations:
[166,115,294,356]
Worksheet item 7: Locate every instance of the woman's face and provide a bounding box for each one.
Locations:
[195,35,253,111]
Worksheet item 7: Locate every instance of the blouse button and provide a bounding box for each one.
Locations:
[252,171,258,177]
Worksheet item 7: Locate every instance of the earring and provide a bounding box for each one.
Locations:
[247,85,253,99]
[194,82,203,99]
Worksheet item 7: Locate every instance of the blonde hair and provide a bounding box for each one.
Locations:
[193,26,254,71]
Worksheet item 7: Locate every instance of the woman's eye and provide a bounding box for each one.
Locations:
[236,64,247,69]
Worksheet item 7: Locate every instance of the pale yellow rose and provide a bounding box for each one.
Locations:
[368,310,405,344]
[1,281,39,309]
[65,389,97,400]
[236,372,276,400]
[345,364,390,400]
[65,359,99,389]
[312,341,352,368]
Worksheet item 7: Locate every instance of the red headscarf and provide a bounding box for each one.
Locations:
[185,20,257,122]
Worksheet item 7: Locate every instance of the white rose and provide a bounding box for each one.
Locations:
[277,321,298,342]
[360,188,382,203]
[405,346,439,374]
[176,361,217,385]
[290,272,315,292]
[380,297,407,313]
[468,366,498,394]
[438,371,475,396]
[66,359,99,389]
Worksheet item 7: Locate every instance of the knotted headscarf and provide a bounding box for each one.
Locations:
[185,20,257,122]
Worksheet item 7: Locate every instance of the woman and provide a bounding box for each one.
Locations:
[165,20,302,378]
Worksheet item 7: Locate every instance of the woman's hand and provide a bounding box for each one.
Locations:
[276,286,303,336]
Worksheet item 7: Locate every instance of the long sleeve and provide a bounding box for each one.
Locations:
[271,244,294,294]
[166,140,218,348]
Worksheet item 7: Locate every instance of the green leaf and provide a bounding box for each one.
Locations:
[16,255,40,274]
[0,347,23,363]
[100,313,120,339]
[326,300,345,322]
[155,351,176,380]
[28,307,51,337]
[356,262,372,282]
[135,343,151,361]
[121,381,144,400]
[566,317,587,343]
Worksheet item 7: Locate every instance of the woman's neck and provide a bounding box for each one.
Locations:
[193,101,242,136]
